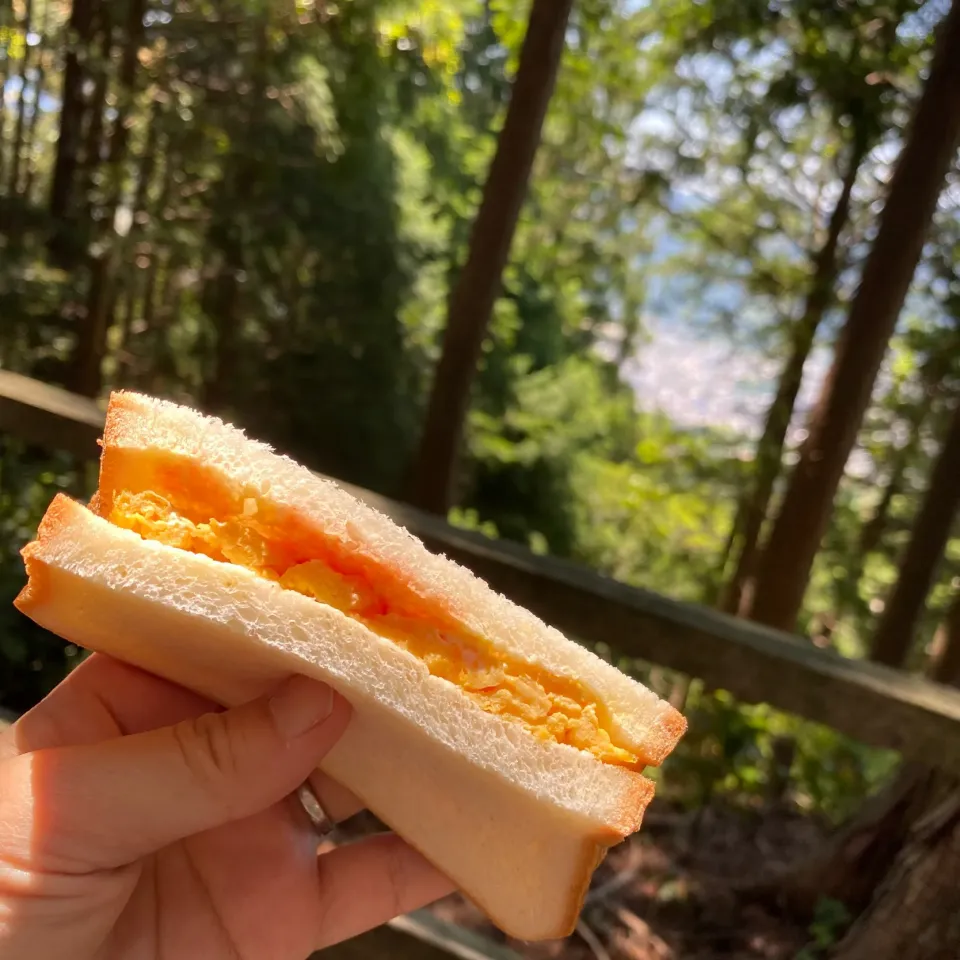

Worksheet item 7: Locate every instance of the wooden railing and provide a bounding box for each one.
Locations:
[4,370,960,956]
[320,911,523,960]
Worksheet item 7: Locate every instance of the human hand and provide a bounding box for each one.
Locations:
[0,653,453,959]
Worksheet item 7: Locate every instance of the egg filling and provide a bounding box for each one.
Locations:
[106,488,639,768]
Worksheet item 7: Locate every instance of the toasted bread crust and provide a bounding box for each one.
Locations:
[102,390,151,452]
[645,707,689,767]
[613,772,657,839]
[311,760,642,939]
[16,492,74,613]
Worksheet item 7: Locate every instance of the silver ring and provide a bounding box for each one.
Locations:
[297,782,335,837]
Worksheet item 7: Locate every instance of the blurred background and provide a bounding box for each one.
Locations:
[2,0,960,957]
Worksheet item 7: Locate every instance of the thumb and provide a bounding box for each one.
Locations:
[0,675,351,873]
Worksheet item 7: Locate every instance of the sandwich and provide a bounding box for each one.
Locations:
[14,391,686,941]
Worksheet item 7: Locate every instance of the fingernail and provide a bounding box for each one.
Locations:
[269,675,335,739]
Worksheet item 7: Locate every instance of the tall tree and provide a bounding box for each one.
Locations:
[839,298,960,625]
[67,0,145,397]
[772,427,960,943]
[21,0,51,202]
[830,784,960,959]
[850,401,930,591]
[722,119,870,614]
[931,586,960,685]
[830,615,960,960]
[75,14,114,227]
[870,393,960,666]
[200,12,270,413]
[0,2,13,187]
[407,0,575,514]
[47,0,98,267]
[109,98,161,378]
[745,0,960,632]
[7,0,33,195]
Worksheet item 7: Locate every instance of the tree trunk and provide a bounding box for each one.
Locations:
[143,249,179,392]
[0,4,12,188]
[21,0,50,203]
[201,20,269,413]
[110,102,161,383]
[931,589,960,686]
[48,0,98,267]
[870,396,960,667]
[123,142,174,387]
[68,0,145,398]
[744,0,960,633]
[721,127,868,615]
[202,254,242,410]
[114,271,138,372]
[846,346,950,604]
[765,597,960,950]
[831,772,960,960]
[7,0,34,195]
[128,102,160,226]
[139,253,160,335]
[769,763,931,915]
[407,0,574,514]
[853,448,911,573]
[764,737,960,934]
[76,20,113,226]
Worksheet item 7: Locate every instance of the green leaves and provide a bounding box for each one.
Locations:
[795,898,853,959]
[0,25,27,61]
[292,55,342,158]
[0,439,86,711]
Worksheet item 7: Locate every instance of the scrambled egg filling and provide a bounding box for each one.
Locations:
[108,490,639,767]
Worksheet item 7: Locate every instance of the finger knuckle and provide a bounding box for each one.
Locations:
[171,713,245,813]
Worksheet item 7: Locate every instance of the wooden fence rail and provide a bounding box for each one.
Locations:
[317,912,524,960]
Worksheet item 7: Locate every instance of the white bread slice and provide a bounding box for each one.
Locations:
[17,496,657,940]
[94,391,685,766]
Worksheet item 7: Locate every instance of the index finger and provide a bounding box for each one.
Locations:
[0,651,367,825]
[1,653,220,760]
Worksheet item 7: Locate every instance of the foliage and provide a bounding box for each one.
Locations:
[0,439,88,712]
[795,897,853,960]
[665,688,900,823]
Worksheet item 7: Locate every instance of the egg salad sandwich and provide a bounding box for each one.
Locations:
[14,391,686,940]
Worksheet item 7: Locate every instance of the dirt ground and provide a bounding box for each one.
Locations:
[427,801,829,960]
